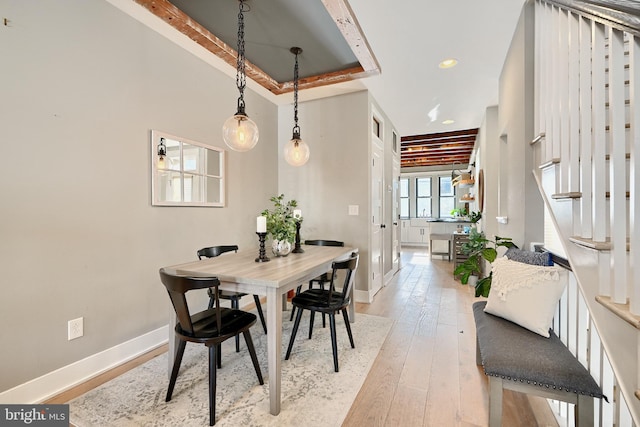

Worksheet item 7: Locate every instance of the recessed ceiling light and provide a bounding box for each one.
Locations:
[442,119,455,125]
[439,58,458,69]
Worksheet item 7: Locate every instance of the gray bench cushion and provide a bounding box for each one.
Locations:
[473,301,605,399]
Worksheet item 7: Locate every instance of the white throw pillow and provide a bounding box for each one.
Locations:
[484,256,567,337]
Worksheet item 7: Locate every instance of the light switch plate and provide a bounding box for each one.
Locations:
[348,205,359,216]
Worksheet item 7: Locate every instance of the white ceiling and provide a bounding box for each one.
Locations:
[110,0,527,137]
[347,0,527,136]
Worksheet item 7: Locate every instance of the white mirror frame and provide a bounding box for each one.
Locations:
[151,130,226,207]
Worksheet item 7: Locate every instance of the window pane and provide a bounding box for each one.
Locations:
[440,197,455,217]
[400,178,409,197]
[157,170,181,203]
[184,174,205,203]
[400,199,409,218]
[417,178,431,196]
[206,150,221,176]
[416,199,431,217]
[440,176,453,196]
[206,176,222,203]
[165,139,181,171]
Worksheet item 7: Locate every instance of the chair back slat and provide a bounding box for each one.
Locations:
[328,252,359,304]
[159,268,221,336]
[197,245,239,260]
[305,239,344,247]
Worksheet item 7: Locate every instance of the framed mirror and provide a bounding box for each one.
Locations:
[151,130,226,207]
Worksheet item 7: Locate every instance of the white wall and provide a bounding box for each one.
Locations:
[0,0,278,393]
[477,105,499,240]
[495,1,544,249]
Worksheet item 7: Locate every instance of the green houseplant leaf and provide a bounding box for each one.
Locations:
[261,194,298,243]
[453,227,517,296]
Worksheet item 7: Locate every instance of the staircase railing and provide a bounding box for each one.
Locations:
[531,0,640,424]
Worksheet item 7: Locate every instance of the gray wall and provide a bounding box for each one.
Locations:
[277,90,399,295]
[1,0,278,392]
[278,91,371,293]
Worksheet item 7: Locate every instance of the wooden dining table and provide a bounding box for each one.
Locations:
[162,244,357,415]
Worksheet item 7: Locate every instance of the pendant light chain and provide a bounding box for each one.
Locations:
[292,47,302,138]
[293,50,299,130]
[236,0,248,112]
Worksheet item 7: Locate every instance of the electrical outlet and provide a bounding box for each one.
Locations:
[68,317,84,340]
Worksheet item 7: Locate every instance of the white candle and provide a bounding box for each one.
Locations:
[293,209,302,219]
[257,216,267,233]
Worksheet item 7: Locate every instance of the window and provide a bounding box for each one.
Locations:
[416,177,432,217]
[372,117,381,138]
[400,178,409,218]
[439,176,455,217]
[151,130,225,207]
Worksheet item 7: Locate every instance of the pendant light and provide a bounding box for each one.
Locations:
[222,0,259,152]
[284,47,310,167]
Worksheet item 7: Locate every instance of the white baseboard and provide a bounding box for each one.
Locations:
[354,289,372,303]
[0,325,169,404]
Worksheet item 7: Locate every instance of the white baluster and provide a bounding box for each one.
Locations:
[608,27,628,305]
[592,22,607,243]
[630,35,640,315]
[579,16,594,239]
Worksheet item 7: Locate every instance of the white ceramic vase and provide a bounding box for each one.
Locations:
[271,240,292,257]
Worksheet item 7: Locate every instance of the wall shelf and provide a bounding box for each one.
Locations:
[453,178,475,187]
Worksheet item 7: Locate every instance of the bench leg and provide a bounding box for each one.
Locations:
[488,376,503,427]
[476,337,482,366]
[575,394,594,427]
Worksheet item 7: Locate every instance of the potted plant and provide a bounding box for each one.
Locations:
[450,207,468,218]
[469,211,482,223]
[261,194,299,256]
[453,228,517,297]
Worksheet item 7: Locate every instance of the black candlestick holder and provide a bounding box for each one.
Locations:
[292,220,304,253]
[255,232,270,262]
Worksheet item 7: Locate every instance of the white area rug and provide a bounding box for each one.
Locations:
[70,310,393,427]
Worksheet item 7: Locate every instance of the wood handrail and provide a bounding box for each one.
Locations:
[541,0,640,36]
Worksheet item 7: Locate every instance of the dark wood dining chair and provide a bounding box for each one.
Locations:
[285,252,359,372]
[289,239,345,325]
[159,268,264,426]
[197,245,267,354]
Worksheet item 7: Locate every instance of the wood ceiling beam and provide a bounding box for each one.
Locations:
[133,0,281,92]
[401,128,479,142]
[402,151,472,160]
[133,0,379,95]
[401,137,477,148]
[321,0,381,73]
[400,128,478,168]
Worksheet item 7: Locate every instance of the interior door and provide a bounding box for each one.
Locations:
[392,158,400,272]
[371,128,384,297]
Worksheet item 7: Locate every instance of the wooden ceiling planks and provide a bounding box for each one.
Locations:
[401,128,478,168]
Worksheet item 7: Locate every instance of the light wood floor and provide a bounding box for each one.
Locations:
[48,247,558,426]
[343,248,558,427]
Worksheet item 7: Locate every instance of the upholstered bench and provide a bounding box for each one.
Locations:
[473,301,605,427]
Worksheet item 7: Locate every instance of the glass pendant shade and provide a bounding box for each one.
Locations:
[223,113,259,152]
[284,137,310,166]
[284,46,309,167]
